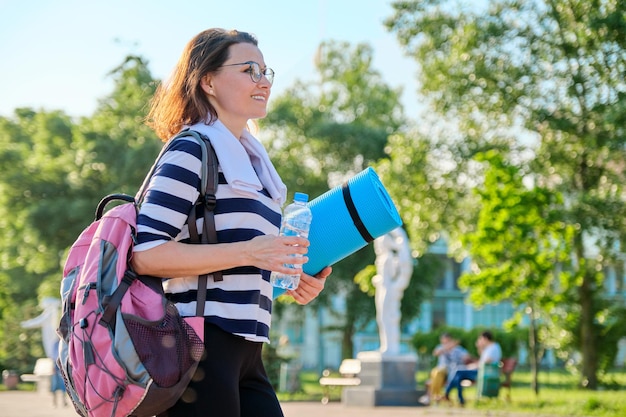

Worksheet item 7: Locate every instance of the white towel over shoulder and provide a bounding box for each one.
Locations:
[187,119,287,206]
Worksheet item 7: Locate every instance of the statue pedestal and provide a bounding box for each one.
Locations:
[343,351,424,407]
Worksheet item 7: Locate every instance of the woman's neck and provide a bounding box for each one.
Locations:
[218,115,246,139]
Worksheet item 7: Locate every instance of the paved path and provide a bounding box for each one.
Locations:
[0,390,520,417]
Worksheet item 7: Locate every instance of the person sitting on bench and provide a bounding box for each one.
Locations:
[420,333,470,405]
[443,330,502,406]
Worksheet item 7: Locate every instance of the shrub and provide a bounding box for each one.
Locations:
[411,326,525,365]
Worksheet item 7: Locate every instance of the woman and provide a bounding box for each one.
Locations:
[132,28,331,417]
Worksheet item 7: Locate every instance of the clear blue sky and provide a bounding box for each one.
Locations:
[0,0,419,118]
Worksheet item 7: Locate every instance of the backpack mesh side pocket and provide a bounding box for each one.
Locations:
[123,302,204,388]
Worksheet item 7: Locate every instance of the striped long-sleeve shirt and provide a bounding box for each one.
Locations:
[134,135,282,343]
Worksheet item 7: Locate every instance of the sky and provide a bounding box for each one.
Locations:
[0,0,420,118]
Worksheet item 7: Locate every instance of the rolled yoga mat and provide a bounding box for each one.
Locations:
[273,167,402,298]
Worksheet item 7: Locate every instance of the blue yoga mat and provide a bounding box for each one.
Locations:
[273,167,402,298]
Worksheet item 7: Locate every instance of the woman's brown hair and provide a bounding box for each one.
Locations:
[146,28,258,141]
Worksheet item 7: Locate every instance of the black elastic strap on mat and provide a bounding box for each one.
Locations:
[342,182,374,243]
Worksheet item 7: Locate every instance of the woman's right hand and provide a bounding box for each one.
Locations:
[246,234,309,273]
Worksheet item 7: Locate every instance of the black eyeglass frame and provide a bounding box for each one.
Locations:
[220,61,275,85]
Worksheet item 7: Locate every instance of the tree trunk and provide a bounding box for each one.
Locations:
[579,270,599,389]
[528,309,540,395]
[342,321,355,360]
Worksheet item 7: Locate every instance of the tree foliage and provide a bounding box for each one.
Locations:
[0,56,160,371]
[261,41,438,357]
[386,0,626,388]
[459,151,573,309]
[458,150,574,393]
[411,325,525,366]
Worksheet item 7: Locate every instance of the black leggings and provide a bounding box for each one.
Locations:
[161,323,283,417]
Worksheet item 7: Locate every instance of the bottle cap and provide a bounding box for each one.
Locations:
[294,192,309,203]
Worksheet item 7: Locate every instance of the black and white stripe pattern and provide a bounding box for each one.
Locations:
[135,136,281,343]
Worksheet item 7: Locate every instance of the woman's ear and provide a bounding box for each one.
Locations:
[200,74,214,96]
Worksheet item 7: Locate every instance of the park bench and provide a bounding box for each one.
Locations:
[318,358,361,404]
[459,357,518,401]
[20,357,54,394]
[499,357,518,401]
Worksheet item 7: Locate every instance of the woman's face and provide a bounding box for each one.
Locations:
[202,42,272,134]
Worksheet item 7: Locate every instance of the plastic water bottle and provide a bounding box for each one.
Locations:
[270,192,313,290]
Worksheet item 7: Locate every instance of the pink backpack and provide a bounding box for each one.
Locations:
[57,130,220,417]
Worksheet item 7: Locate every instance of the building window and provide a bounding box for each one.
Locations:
[473,303,514,328]
[446,299,466,328]
[452,260,463,290]
[432,298,447,328]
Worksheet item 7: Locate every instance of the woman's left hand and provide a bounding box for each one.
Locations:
[287,266,332,305]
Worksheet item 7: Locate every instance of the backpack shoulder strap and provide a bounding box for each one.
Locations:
[170,129,222,316]
[173,129,218,207]
[136,128,217,210]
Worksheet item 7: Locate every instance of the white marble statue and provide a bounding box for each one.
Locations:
[21,297,61,359]
[372,227,413,356]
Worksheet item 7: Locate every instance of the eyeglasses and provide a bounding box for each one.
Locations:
[220,61,275,85]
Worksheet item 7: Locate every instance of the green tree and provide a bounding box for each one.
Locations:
[78,55,161,199]
[459,150,573,394]
[262,41,404,195]
[0,110,77,284]
[0,55,160,371]
[374,128,479,257]
[386,0,626,388]
[0,108,82,370]
[261,41,436,358]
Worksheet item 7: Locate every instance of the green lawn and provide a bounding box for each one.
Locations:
[278,368,626,417]
[468,368,626,417]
